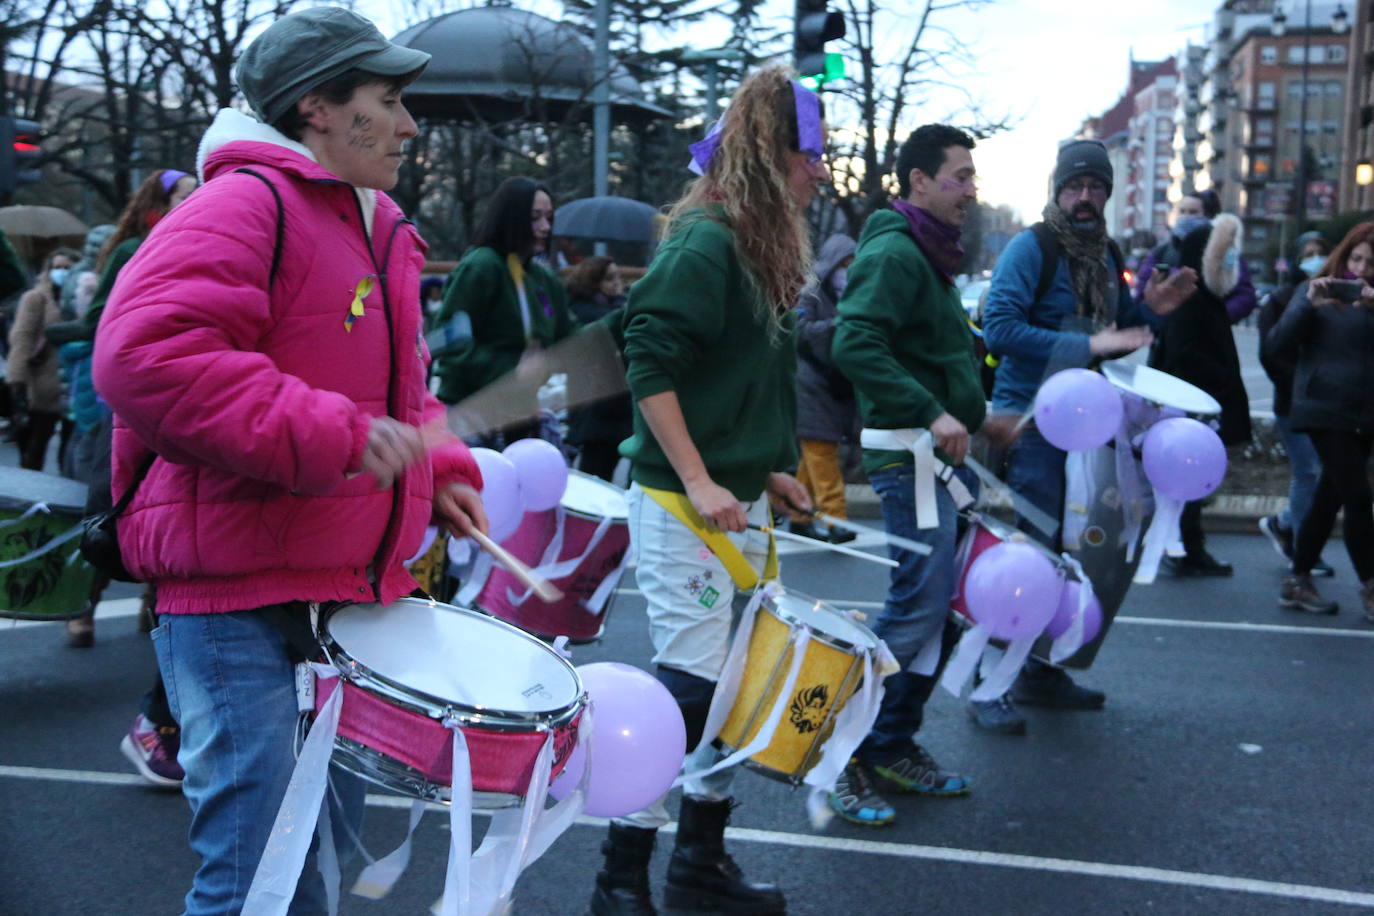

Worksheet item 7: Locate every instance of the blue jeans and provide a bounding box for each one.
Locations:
[152,607,365,916]
[859,463,977,759]
[1276,415,1321,532]
[1004,428,1065,550]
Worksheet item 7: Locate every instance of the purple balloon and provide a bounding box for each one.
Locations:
[471,448,524,543]
[548,662,686,817]
[965,542,1061,641]
[1045,579,1103,644]
[503,438,569,512]
[1141,417,1227,501]
[1034,368,1124,452]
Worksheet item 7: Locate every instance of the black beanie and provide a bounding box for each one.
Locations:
[1053,139,1114,198]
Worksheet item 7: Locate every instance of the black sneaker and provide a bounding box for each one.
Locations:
[871,743,970,796]
[1258,514,1294,561]
[827,525,857,544]
[1012,665,1106,710]
[827,758,895,826]
[1168,550,1233,577]
[1311,559,1335,578]
[788,519,824,540]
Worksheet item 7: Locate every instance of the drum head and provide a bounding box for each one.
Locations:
[770,591,879,652]
[0,467,89,515]
[561,471,628,520]
[325,599,581,715]
[1101,361,1220,417]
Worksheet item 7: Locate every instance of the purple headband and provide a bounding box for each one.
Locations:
[160,170,191,195]
[687,80,824,175]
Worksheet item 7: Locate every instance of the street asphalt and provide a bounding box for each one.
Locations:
[3,529,1373,916]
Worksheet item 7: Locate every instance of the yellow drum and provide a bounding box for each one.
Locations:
[716,590,882,785]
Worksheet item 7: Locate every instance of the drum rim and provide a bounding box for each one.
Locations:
[763,589,879,653]
[966,511,1071,572]
[560,468,630,521]
[320,597,587,728]
[331,735,527,808]
[1101,360,1221,418]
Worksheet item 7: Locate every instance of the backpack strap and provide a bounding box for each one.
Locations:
[232,167,285,285]
[1030,222,1060,303]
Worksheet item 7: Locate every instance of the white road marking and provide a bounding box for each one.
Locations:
[3,764,1372,908]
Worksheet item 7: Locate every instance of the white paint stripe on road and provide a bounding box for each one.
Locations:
[4,764,1373,908]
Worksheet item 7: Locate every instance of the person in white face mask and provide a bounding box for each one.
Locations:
[6,246,78,470]
[1257,230,1335,577]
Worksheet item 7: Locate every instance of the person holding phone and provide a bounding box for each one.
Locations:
[1264,222,1374,621]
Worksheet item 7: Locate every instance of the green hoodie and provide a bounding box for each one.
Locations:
[832,209,986,473]
[432,246,575,405]
[620,210,797,500]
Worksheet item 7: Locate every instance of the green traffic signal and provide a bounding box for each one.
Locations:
[799,53,847,89]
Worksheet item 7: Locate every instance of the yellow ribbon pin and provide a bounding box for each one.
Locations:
[345,275,376,332]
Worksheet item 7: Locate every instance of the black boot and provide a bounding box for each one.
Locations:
[589,824,658,915]
[664,796,785,914]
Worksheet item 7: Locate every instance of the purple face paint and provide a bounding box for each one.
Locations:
[686,80,825,174]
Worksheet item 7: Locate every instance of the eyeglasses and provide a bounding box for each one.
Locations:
[1062,179,1108,198]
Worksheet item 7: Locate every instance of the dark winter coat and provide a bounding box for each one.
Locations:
[795,234,858,442]
[1256,280,1304,418]
[1264,280,1374,435]
[566,292,632,446]
[1147,221,1252,445]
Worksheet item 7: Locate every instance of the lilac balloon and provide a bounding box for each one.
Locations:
[1045,579,1103,644]
[503,438,569,512]
[548,662,686,817]
[1141,417,1227,501]
[965,542,1061,641]
[1033,368,1124,452]
[471,448,523,543]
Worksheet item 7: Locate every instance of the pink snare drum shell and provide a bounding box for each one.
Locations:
[317,598,585,805]
[477,471,630,641]
[952,515,1068,634]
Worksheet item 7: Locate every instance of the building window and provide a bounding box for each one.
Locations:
[1261,45,1278,65]
[1307,82,1323,98]
[1258,80,1277,103]
[1326,81,1343,98]
[1327,44,1347,64]
[1286,80,1304,98]
[1287,45,1306,64]
[1323,119,1340,135]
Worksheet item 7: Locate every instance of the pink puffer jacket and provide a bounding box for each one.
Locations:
[93,112,480,613]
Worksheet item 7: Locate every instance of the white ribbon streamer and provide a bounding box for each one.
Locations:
[802,644,886,829]
[689,582,779,758]
[405,525,440,566]
[242,664,343,916]
[351,800,427,899]
[1133,490,1185,585]
[860,428,976,530]
[939,624,990,699]
[1050,555,1096,663]
[969,636,1035,702]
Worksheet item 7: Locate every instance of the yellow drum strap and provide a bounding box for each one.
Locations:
[640,486,777,590]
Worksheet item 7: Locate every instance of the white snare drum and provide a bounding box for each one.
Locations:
[716,589,883,785]
[317,598,585,807]
[1101,360,1221,421]
[470,471,630,642]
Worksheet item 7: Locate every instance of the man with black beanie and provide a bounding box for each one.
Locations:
[973,139,1196,734]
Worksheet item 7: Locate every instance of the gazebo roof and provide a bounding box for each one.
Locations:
[394,7,673,122]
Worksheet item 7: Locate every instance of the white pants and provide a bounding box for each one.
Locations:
[617,484,771,830]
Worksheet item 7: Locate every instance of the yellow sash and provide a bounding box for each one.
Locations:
[640,485,778,590]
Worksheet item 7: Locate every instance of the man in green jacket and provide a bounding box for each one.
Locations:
[829,123,991,827]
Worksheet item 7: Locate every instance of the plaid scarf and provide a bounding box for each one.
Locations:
[1041,202,1115,330]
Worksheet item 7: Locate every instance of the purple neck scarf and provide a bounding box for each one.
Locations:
[160,169,191,195]
[688,80,823,175]
[892,199,963,285]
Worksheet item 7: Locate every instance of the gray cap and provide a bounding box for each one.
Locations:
[235,7,430,126]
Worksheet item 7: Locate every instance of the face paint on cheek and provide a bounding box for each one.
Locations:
[346,113,377,149]
[939,179,966,193]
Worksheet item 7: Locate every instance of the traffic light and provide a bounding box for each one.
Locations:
[0,116,43,196]
[793,0,845,87]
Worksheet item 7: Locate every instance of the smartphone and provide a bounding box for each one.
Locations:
[1327,279,1364,303]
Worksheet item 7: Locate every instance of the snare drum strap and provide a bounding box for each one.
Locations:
[859,428,975,530]
[639,486,777,590]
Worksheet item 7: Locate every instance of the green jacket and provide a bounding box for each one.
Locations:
[832,209,986,472]
[432,246,575,405]
[621,210,797,500]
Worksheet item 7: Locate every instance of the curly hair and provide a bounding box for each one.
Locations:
[667,66,818,341]
[1317,222,1374,280]
[99,170,185,270]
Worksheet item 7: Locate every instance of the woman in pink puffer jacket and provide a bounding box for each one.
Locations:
[90,9,488,913]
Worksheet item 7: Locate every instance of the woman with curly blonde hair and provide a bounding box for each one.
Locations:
[588,65,827,916]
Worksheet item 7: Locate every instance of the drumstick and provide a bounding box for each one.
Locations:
[810,513,934,556]
[468,528,564,602]
[751,524,899,568]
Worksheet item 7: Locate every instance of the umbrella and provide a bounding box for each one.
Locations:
[0,205,88,239]
[554,196,661,244]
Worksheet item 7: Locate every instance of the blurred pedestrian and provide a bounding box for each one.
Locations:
[1264,221,1374,621]
[7,247,77,470]
[431,176,577,444]
[58,224,115,321]
[92,8,485,912]
[1257,230,1334,577]
[792,232,858,542]
[1141,202,1253,576]
[564,255,630,482]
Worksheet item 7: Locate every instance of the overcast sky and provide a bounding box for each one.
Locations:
[366,0,1212,221]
